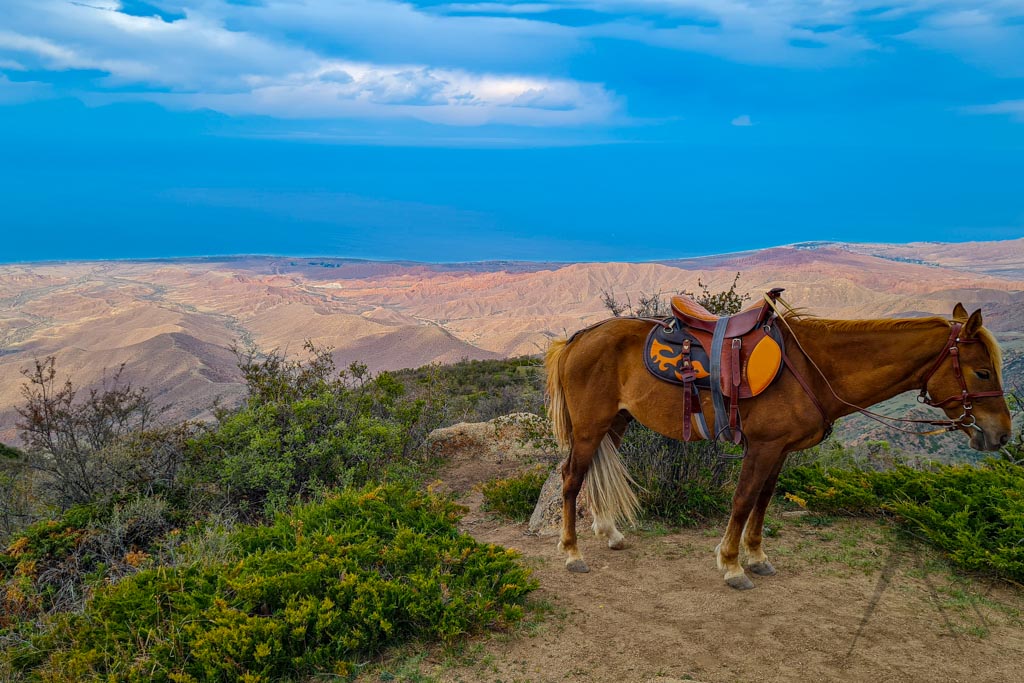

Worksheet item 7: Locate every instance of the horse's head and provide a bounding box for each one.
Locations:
[923,304,1012,452]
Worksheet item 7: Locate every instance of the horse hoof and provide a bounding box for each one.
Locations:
[726,574,755,590]
[566,558,590,573]
[607,537,626,550]
[748,561,776,576]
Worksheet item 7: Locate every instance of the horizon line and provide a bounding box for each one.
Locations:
[2,236,1021,268]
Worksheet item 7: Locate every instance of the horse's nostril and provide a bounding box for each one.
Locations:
[1000,433,1010,446]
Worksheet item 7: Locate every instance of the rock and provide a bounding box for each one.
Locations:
[425,412,554,464]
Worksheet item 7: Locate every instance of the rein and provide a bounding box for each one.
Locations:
[763,296,1003,438]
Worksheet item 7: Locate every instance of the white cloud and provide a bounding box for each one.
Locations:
[731,114,753,126]
[2,0,1023,127]
[131,61,619,125]
[898,6,1024,77]
[962,100,1024,122]
[0,0,617,125]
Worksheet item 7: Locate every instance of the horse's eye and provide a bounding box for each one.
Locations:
[975,369,992,380]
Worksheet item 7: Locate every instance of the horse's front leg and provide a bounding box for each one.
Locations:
[741,456,787,577]
[716,443,784,590]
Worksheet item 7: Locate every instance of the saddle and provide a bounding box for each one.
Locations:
[644,288,786,443]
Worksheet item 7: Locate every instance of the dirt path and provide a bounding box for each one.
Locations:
[419,456,1024,683]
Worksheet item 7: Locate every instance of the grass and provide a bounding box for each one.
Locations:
[479,466,549,522]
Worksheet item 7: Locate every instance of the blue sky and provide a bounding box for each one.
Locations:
[1,1,1023,262]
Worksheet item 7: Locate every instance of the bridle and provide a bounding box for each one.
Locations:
[765,297,1005,438]
[916,321,1005,433]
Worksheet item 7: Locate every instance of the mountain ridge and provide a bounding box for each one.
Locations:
[2,238,1022,453]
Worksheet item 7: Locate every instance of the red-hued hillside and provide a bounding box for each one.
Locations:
[1,239,1022,444]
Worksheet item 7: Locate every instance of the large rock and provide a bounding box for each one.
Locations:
[425,412,553,464]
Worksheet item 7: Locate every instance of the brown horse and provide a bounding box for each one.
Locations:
[545,301,1011,590]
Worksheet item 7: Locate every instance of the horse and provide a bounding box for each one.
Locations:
[544,300,1012,590]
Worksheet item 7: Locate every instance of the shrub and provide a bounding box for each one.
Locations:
[0,496,176,627]
[396,357,545,425]
[15,358,192,509]
[778,459,1024,582]
[0,444,33,543]
[185,343,446,517]
[480,466,549,521]
[9,484,537,682]
[620,425,738,526]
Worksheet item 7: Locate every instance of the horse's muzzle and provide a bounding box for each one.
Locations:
[970,427,1011,452]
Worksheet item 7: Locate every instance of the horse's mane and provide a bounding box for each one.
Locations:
[781,310,1004,383]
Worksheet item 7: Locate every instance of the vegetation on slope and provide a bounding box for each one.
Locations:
[779,456,1024,583]
[0,347,539,682]
[4,486,534,682]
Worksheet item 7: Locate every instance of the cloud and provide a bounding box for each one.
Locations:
[962,100,1024,123]
[731,114,753,126]
[898,6,1024,77]
[2,0,1024,129]
[0,1,617,125]
[135,62,619,125]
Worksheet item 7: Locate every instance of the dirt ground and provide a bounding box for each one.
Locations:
[373,421,1024,683]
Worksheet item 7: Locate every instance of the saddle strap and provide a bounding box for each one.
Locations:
[682,338,693,441]
[691,384,711,440]
[779,345,833,440]
[729,338,742,444]
[709,317,730,442]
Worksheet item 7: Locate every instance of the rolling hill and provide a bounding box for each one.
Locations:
[2,239,1022,455]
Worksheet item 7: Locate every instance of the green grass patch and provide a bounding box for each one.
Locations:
[480,467,548,522]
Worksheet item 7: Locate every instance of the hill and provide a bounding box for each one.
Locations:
[1,239,1022,449]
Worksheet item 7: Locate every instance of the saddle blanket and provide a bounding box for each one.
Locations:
[644,319,784,398]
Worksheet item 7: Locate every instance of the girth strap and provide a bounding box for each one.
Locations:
[709,317,731,442]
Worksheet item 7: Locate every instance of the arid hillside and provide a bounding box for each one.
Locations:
[2,240,1022,445]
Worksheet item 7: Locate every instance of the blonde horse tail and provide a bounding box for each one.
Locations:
[589,435,641,528]
[545,338,573,452]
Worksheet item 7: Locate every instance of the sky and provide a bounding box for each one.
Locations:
[1,0,1023,262]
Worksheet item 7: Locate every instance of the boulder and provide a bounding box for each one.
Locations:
[425,412,553,464]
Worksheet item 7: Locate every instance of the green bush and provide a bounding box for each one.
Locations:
[480,466,549,521]
[396,357,545,424]
[620,425,738,526]
[776,462,880,516]
[8,484,537,682]
[778,460,1024,582]
[185,344,445,517]
[0,497,177,628]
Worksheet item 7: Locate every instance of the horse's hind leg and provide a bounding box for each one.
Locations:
[558,433,602,573]
[591,412,632,550]
[742,456,787,577]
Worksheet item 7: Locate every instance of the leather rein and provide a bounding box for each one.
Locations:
[765,297,1005,439]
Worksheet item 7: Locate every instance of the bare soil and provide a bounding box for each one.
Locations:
[407,449,1024,683]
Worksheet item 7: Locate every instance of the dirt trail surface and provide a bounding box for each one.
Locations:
[417,418,1024,683]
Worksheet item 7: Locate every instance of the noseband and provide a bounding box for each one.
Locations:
[917,321,1005,432]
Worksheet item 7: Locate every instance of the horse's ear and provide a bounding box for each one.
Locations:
[963,309,983,338]
[952,303,969,321]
